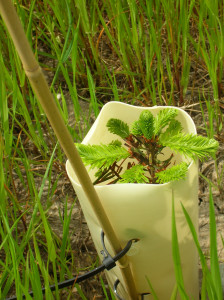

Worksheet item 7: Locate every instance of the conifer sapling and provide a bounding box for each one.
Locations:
[76,108,219,184]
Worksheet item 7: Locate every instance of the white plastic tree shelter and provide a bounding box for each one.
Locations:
[66,102,199,299]
[0,1,138,299]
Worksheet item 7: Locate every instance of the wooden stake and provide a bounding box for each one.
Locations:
[0,0,138,298]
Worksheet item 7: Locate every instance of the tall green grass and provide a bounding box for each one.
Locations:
[0,0,223,299]
[146,190,223,299]
[181,187,223,299]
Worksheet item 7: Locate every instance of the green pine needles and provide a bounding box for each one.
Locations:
[76,108,219,185]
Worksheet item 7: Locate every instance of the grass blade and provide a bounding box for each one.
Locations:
[209,185,223,299]
[145,276,159,300]
[181,202,216,299]
[172,197,189,300]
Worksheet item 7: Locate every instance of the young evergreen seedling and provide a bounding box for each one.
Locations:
[76,108,219,184]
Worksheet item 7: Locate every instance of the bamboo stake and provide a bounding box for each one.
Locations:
[0,1,138,299]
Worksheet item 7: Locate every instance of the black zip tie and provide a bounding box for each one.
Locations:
[5,231,135,300]
[113,279,125,300]
[113,279,150,300]
[100,231,134,270]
